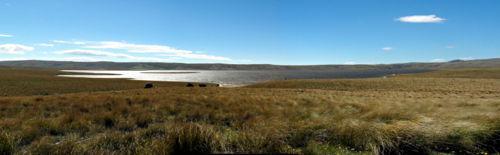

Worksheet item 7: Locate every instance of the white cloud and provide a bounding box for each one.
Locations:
[159,53,230,61]
[0,34,13,37]
[48,40,232,62]
[397,15,446,23]
[56,49,177,62]
[232,59,253,64]
[35,43,55,47]
[58,57,100,62]
[382,47,393,51]
[344,61,357,65]
[431,59,446,62]
[445,45,455,49]
[0,57,30,61]
[459,57,474,61]
[52,40,87,45]
[85,41,231,61]
[0,44,34,54]
[0,57,101,62]
[55,49,136,59]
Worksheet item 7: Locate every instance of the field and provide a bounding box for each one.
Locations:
[1,68,500,154]
[0,67,193,97]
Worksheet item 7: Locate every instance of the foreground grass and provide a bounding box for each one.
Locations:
[0,67,188,97]
[0,68,500,154]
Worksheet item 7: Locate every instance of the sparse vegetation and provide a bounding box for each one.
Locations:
[0,68,499,154]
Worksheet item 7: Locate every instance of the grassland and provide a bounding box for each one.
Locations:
[401,68,500,79]
[1,68,500,154]
[0,67,189,97]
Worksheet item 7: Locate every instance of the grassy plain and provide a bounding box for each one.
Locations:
[0,67,189,97]
[1,68,499,154]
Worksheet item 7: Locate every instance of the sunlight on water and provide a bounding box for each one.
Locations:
[59,69,425,86]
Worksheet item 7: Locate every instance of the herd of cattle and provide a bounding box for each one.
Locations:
[144,82,219,89]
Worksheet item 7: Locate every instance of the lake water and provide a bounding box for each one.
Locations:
[59,69,427,86]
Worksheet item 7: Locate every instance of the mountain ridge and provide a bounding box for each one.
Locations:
[0,58,499,70]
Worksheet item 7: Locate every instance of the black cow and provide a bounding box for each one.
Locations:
[186,83,195,87]
[199,84,207,87]
[144,83,154,89]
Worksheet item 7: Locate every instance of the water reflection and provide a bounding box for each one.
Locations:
[59,69,427,86]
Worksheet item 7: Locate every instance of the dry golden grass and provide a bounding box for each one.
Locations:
[0,67,192,97]
[1,68,500,154]
[401,68,500,79]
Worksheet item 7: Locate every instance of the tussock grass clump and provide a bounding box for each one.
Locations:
[25,136,84,155]
[0,132,14,155]
[474,120,500,153]
[93,113,118,129]
[304,141,370,155]
[166,123,222,154]
[90,132,139,153]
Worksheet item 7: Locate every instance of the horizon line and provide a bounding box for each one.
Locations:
[0,57,496,66]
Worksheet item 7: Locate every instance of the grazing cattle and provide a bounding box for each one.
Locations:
[215,84,220,87]
[144,83,154,89]
[186,83,194,87]
[199,84,207,87]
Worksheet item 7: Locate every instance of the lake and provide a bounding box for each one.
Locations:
[59,69,428,86]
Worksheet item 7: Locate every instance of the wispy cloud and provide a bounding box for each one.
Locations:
[52,40,87,45]
[397,15,446,23]
[0,34,13,37]
[56,49,177,62]
[159,53,230,61]
[59,57,102,62]
[459,57,474,61]
[0,44,34,54]
[344,61,357,65]
[56,49,136,59]
[431,58,446,62]
[85,41,231,61]
[382,47,393,51]
[35,43,55,47]
[47,40,233,62]
[445,45,455,49]
[0,57,30,61]
[0,57,100,62]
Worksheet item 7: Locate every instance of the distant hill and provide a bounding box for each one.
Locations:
[436,58,500,69]
[0,58,499,71]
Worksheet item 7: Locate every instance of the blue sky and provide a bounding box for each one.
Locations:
[0,0,499,65]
